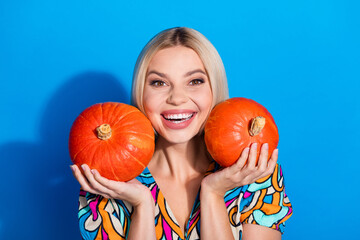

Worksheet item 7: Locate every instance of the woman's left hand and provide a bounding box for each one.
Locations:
[201,143,278,196]
[71,164,154,208]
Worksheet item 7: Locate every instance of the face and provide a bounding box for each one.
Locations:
[143,46,213,144]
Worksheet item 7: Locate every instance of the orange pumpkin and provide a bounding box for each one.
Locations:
[69,102,155,181]
[204,97,279,167]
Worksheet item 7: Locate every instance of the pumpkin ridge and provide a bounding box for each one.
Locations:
[85,103,103,127]
[108,141,147,181]
[111,129,154,141]
[112,118,144,129]
[100,103,104,126]
[72,140,98,164]
[128,152,146,169]
[69,133,95,139]
[111,140,147,169]
[89,142,102,170]
[110,109,139,129]
[131,153,146,169]
[102,102,117,124]
[108,102,120,123]
[78,114,98,129]
[104,143,119,181]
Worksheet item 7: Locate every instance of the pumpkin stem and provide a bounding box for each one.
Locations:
[96,124,112,140]
[249,116,266,136]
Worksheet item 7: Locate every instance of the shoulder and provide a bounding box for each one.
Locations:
[247,163,286,193]
[239,164,293,234]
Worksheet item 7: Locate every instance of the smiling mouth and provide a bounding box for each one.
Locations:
[161,112,195,123]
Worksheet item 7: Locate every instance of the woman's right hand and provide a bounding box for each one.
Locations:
[70,164,154,208]
[201,143,278,197]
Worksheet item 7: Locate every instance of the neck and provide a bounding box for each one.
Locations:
[149,134,212,181]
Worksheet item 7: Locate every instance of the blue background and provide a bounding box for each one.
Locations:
[1,0,359,239]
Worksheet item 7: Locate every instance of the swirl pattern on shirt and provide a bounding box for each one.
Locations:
[78,163,292,239]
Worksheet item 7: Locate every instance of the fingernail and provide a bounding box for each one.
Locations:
[275,149,279,154]
[253,143,258,148]
[263,143,268,149]
[69,165,74,171]
[81,164,86,170]
[91,169,95,175]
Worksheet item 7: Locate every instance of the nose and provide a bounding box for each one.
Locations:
[166,86,188,105]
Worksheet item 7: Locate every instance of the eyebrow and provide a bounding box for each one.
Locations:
[147,70,167,78]
[184,69,207,77]
[146,69,207,78]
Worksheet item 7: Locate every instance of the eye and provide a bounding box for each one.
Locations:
[189,78,204,85]
[150,80,167,87]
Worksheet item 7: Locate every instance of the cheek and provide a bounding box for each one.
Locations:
[143,91,163,121]
[143,101,156,121]
[195,88,213,113]
[143,87,169,109]
[143,89,157,112]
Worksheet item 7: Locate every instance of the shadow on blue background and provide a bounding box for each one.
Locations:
[0,72,129,239]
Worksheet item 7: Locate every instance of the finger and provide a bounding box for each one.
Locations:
[245,143,258,169]
[81,164,113,196]
[257,143,269,172]
[91,169,125,194]
[234,147,250,169]
[267,149,278,172]
[70,164,95,192]
[259,148,278,179]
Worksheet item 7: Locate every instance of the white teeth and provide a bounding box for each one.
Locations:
[163,113,193,120]
[172,119,188,123]
[162,113,194,124]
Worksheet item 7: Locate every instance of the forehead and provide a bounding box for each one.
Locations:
[147,46,205,72]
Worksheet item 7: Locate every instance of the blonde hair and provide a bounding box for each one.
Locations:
[131,27,229,113]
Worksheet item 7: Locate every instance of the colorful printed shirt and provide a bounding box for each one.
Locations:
[78,162,293,239]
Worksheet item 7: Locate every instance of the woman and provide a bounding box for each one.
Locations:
[71,27,293,240]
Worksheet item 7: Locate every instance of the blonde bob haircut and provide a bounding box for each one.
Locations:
[131,27,229,113]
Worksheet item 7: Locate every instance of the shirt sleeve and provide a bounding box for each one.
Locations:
[78,190,133,240]
[239,164,293,233]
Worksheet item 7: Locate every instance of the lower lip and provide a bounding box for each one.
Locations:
[161,113,196,130]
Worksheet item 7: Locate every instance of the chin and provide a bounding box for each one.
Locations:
[159,129,200,145]
[166,134,194,144]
